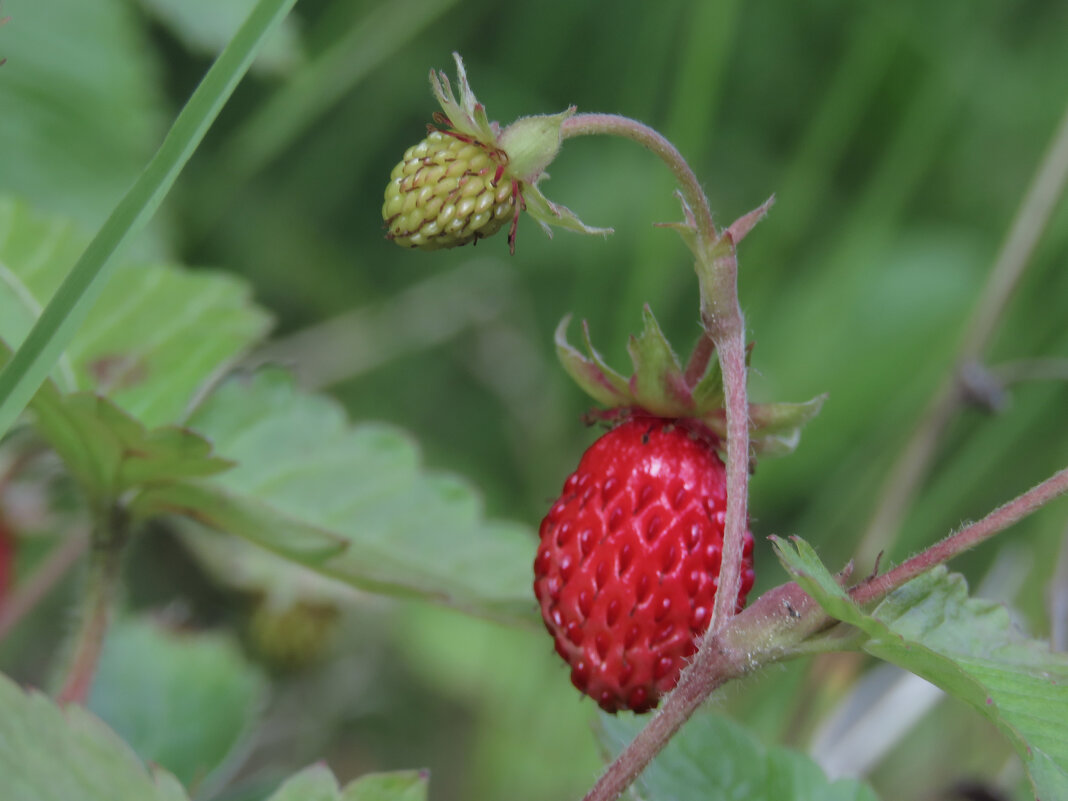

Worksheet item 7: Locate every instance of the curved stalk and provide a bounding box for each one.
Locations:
[561,114,717,242]
[562,112,757,801]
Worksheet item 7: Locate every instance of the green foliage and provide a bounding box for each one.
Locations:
[1,1,1066,800]
[0,196,267,497]
[775,537,1068,799]
[0,671,426,801]
[0,672,190,801]
[264,765,428,801]
[28,387,231,498]
[0,195,533,619]
[556,308,824,455]
[138,370,536,622]
[598,711,879,801]
[0,0,163,233]
[0,0,297,438]
[88,618,267,791]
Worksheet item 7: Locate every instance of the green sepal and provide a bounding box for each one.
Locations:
[555,315,630,407]
[499,109,573,182]
[429,52,496,144]
[625,305,690,415]
[523,180,613,240]
[556,310,824,460]
[747,397,827,456]
[654,191,700,257]
[691,352,725,409]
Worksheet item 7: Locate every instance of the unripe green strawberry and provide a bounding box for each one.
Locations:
[383,129,518,250]
[383,53,610,254]
[248,599,339,672]
[534,417,755,713]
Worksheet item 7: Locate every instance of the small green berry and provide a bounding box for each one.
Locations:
[381,53,611,255]
[383,129,518,250]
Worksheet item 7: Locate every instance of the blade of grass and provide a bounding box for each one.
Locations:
[0,0,299,439]
[222,0,461,183]
[187,0,462,246]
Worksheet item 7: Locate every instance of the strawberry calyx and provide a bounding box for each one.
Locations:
[556,306,825,459]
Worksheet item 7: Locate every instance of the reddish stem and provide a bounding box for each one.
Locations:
[0,532,88,641]
[561,111,756,801]
[705,326,749,634]
[56,506,126,705]
[852,465,1068,606]
[561,114,717,242]
[581,465,1068,801]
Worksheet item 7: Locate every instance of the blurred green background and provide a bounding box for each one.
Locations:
[1,0,1067,799]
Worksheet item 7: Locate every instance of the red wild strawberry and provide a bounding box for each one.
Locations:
[533,417,754,713]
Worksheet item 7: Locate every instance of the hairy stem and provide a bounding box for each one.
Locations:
[706,325,749,633]
[561,114,717,242]
[561,111,758,801]
[57,506,127,705]
[856,101,1068,568]
[582,580,833,801]
[562,112,753,635]
[582,648,737,801]
[852,465,1068,606]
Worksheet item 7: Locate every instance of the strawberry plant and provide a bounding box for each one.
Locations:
[1,3,1067,801]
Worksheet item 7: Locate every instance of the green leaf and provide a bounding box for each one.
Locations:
[342,770,429,801]
[774,537,1068,799]
[265,766,429,801]
[0,671,190,801]
[0,0,164,234]
[25,383,232,498]
[88,618,267,792]
[626,305,690,416]
[265,766,340,801]
[136,370,537,624]
[139,0,303,76]
[598,710,879,801]
[0,198,272,427]
[0,0,296,440]
[0,198,270,499]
